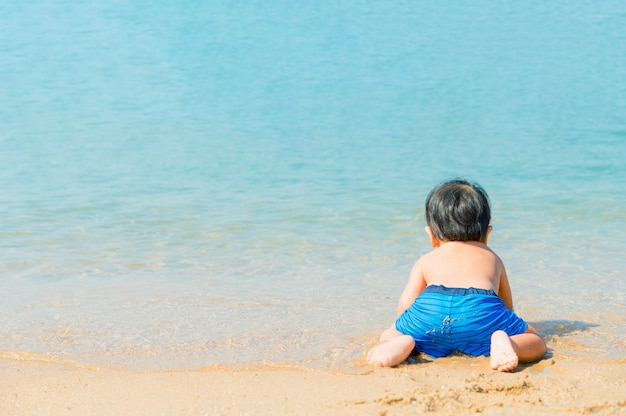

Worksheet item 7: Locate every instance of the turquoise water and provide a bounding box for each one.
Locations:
[1,1,625,369]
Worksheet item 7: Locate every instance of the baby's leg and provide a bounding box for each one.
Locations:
[367,328,415,367]
[379,326,403,343]
[490,325,547,372]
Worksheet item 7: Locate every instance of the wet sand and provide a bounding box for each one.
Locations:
[1,346,624,415]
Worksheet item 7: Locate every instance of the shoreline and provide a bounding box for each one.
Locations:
[1,347,624,415]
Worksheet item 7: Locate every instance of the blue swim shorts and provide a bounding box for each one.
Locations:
[395,285,528,358]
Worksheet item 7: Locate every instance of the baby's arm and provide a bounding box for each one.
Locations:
[397,258,428,316]
[497,264,514,311]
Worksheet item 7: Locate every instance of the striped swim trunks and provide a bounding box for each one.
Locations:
[395,285,528,358]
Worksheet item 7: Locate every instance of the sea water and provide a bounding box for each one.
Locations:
[1,1,625,370]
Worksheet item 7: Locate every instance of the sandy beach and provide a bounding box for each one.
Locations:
[1,341,624,416]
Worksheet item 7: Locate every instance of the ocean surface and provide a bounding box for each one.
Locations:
[1,1,625,370]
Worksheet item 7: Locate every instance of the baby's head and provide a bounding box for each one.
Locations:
[425,179,491,243]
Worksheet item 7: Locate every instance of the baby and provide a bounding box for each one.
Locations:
[367,179,546,371]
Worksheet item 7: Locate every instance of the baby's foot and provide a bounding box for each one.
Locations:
[366,345,391,367]
[367,336,415,367]
[490,330,519,372]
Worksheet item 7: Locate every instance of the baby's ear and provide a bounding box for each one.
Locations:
[483,225,493,244]
[425,226,441,248]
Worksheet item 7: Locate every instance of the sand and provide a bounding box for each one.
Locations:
[1,345,625,416]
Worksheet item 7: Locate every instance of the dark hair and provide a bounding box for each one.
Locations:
[425,179,491,242]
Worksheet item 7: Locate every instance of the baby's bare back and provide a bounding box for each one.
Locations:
[421,241,503,291]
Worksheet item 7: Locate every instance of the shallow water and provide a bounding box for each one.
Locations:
[1,1,625,370]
